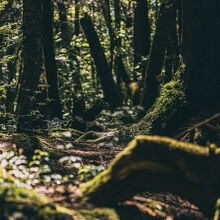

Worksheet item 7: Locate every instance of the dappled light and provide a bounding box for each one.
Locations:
[0,0,219,219]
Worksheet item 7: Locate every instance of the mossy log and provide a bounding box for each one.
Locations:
[79,135,220,216]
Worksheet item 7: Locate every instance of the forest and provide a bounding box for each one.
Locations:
[0,0,220,219]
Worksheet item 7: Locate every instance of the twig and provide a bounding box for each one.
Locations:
[174,113,220,139]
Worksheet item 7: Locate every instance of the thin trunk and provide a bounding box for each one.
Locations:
[42,0,62,119]
[57,1,73,47]
[133,0,151,80]
[100,0,114,71]
[57,0,85,116]
[164,4,179,82]
[72,0,85,116]
[113,0,133,103]
[80,14,121,107]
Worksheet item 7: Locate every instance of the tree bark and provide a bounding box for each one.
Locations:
[17,0,44,132]
[42,0,62,119]
[181,0,220,114]
[80,14,121,108]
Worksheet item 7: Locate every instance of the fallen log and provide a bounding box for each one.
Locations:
[79,135,220,216]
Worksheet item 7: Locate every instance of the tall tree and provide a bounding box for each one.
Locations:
[57,0,85,117]
[133,0,151,80]
[17,0,44,132]
[42,0,62,119]
[181,0,220,114]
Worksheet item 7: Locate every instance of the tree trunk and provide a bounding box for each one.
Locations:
[57,0,73,48]
[164,5,179,83]
[141,0,176,109]
[42,0,62,119]
[181,0,220,114]
[17,0,44,132]
[99,0,115,71]
[57,0,85,117]
[133,0,151,80]
[80,14,121,108]
[79,135,220,216]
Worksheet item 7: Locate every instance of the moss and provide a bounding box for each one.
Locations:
[79,135,218,215]
[49,128,83,140]
[0,183,84,220]
[74,131,101,142]
[135,71,186,135]
[80,208,120,220]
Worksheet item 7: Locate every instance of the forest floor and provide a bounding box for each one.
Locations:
[0,127,212,220]
[1,113,220,219]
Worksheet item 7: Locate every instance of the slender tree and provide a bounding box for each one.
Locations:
[42,0,62,119]
[133,0,151,80]
[57,0,85,117]
[80,14,121,107]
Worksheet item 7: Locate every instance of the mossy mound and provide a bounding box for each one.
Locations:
[0,183,84,220]
[80,208,120,220]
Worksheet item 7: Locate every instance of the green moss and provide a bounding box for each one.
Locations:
[136,71,186,134]
[49,128,83,140]
[80,208,120,220]
[0,183,84,220]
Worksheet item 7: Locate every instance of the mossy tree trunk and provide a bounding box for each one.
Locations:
[80,14,121,108]
[42,0,62,119]
[79,135,220,216]
[17,0,44,132]
[137,0,220,136]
